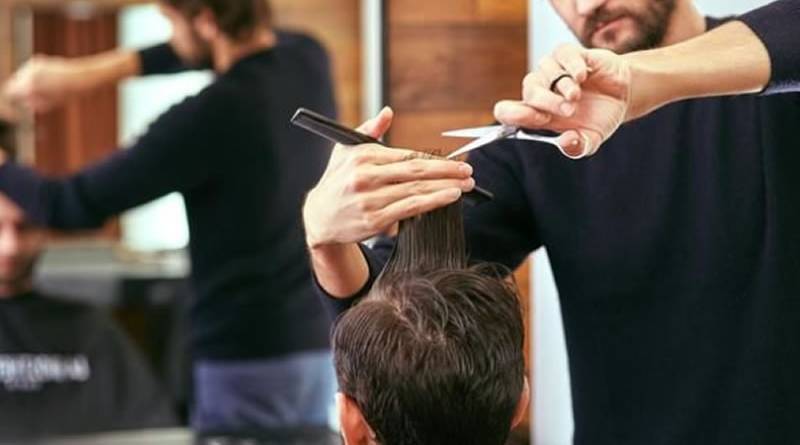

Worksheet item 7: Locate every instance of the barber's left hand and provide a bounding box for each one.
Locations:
[494,44,631,158]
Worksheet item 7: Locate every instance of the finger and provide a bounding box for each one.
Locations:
[369,187,464,229]
[551,74,582,102]
[356,106,394,139]
[553,44,589,83]
[494,100,552,128]
[537,56,581,106]
[523,65,575,117]
[349,143,426,166]
[556,129,603,159]
[359,177,474,211]
[555,130,585,159]
[357,158,473,189]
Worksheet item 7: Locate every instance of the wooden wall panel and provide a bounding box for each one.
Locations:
[386,0,528,154]
[33,11,118,174]
[385,0,532,434]
[0,5,13,82]
[33,11,120,237]
[271,0,362,127]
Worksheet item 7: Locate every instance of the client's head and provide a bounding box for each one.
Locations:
[333,202,529,445]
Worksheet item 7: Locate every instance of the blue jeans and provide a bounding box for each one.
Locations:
[192,350,336,433]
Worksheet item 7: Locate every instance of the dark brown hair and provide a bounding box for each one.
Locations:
[162,0,272,41]
[333,201,526,445]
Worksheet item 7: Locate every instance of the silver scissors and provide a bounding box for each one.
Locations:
[443,125,586,159]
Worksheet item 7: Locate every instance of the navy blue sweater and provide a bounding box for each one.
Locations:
[321,12,800,445]
[0,32,337,360]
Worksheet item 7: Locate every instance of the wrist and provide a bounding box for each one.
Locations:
[308,242,371,299]
[623,51,676,121]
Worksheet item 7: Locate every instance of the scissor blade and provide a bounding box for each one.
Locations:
[442,125,502,139]
[446,126,516,159]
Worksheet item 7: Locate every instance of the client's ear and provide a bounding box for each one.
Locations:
[337,392,374,445]
[511,377,531,429]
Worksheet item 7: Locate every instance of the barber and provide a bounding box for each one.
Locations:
[496,0,800,155]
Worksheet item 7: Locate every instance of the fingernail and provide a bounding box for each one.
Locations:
[461,178,475,190]
[448,188,463,199]
[459,163,473,175]
[571,139,579,146]
[560,102,575,116]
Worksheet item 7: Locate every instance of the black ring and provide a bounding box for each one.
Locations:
[549,73,573,92]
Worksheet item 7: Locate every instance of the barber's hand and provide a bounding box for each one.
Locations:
[4,55,89,113]
[303,107,476,248]
[494,44,631,158]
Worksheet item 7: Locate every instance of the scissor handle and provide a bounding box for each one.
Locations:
[290,108,493,205]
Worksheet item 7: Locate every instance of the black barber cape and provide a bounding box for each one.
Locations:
[0,292,175,440]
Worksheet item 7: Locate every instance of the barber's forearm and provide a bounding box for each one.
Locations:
[72,49,141,92]
[624,21,771,120]
[310,243,370,299]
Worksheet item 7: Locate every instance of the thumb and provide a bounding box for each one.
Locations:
[356,106,394,139]
[556,129,602,159]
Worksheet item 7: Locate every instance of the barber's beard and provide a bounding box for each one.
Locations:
[580,0,677,53]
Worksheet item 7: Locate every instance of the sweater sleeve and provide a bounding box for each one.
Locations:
[314,242,393,319]
[0,89,230,229]
[463,139,542,270]
[739,0,800,94]
[138,43,191,76]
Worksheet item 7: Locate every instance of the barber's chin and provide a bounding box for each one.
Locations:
[592,27,639,53]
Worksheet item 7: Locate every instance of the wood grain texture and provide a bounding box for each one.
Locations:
[0,6,13,82]
[385,0,532,433]
[389,0,527,24]
[389,25,527,112]
[271,0,362,126]
[33,11,120,238]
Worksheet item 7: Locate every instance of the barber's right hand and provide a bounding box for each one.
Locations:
[494,44,631,159]
[303,107,476,248]
[4,55,86,113]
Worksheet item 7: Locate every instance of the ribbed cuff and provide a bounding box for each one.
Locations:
[313,243,384,319]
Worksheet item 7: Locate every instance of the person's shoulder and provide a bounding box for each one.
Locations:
[274,28,332,74]
[146,79,241,132]
[276,29,329,57]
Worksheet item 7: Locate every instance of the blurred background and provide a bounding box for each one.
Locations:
[0,0,531,442]
[0,0,772,443]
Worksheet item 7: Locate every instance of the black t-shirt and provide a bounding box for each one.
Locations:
[0,31,337,360]
[322,18,800,445]
[0,292,175,440]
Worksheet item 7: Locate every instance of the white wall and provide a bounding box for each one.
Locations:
[528,1,772,443]
[117,4,213,251]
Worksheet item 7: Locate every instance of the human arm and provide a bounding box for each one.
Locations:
[3,49,141,113]
[303,107,475,300]
[495,0,799,157]
[0,92,225,229]
[3,41,200,113]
